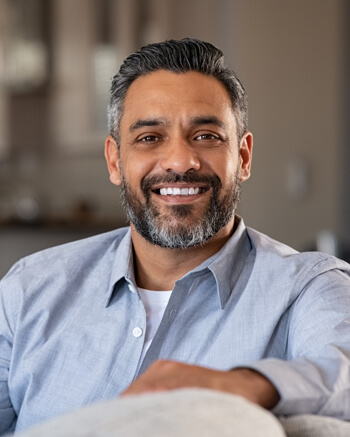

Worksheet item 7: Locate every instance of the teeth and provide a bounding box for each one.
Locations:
[159,187,201,196]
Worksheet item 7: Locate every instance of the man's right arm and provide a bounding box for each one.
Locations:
[0,277,17,435]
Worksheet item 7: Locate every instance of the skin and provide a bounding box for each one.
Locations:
[105,70,279,409]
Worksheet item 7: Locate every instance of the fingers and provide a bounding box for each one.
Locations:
[121,360,280,409]
[121,360,213,396]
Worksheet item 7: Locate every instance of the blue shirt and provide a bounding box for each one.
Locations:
[1,217,350,434]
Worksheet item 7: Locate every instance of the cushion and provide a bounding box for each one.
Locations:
[279,414,350,437]
[16,389,285,437]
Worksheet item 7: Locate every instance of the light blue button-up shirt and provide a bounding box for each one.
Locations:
[1,217,350,434]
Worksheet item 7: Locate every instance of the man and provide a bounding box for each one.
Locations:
[1,38,350,435]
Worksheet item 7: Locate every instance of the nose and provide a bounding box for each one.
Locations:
[159,138,201,173]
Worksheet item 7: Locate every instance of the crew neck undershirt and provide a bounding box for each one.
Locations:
[136,287,172,373]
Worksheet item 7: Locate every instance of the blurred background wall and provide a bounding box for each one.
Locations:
[0,0,349,277]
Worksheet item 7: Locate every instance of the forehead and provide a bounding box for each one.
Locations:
[121,70,236,130]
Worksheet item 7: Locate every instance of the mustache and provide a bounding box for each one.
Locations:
[141,172,222,192]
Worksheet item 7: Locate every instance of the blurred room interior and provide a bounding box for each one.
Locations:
[0,0,350,277]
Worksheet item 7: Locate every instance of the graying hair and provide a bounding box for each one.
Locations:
[107,38,248,146]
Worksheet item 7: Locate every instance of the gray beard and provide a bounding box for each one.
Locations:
[119,169,241,249]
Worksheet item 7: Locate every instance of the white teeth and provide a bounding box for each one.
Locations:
[159,187,201,196]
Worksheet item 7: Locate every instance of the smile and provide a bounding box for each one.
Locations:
[155,187,208,196]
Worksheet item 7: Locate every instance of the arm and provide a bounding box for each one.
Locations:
[122,360,280,409]
[122,267,350,418]
[0,278,17,434]
[244,268,350,418]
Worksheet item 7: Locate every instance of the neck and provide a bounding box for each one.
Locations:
[131,217,236,291]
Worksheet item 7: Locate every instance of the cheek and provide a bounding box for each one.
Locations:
[122,152,154,184]
[205,155,239,182]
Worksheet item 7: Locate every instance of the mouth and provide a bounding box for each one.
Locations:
[151,185,209,197]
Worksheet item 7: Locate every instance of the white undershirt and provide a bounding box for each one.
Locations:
[136,287,172,372]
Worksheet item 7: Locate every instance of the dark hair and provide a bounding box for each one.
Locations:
[108,38,248,144]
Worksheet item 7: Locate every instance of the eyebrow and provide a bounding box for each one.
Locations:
[129,118,167,133]
[189,116,226,129]
[129,115,227,133]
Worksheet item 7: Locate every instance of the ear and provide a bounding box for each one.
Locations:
[105,135,121,186]
[238,131,253,182]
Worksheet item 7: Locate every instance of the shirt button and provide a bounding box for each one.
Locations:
[128,284,136,293]
[133,327,143,338]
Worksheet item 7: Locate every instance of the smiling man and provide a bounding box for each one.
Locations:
[105,69,251,289]
[1,39,350,435]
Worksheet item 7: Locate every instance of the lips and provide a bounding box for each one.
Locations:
[141,173,220,200]
[156,186,207,196]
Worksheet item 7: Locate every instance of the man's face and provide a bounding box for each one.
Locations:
[106,70,252,248]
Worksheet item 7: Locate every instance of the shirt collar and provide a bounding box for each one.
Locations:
[105,216,253,308]
[181,216,253,309]
[208,217,252,308]
[105,227,135,306]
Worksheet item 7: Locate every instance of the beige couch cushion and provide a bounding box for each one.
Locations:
[16,389,285,437]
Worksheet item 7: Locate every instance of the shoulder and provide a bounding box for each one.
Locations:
[0,227,131,324]
[246,226,350,287]
[0,226,130,292]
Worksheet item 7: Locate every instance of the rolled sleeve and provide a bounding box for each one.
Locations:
[246,356,350,418]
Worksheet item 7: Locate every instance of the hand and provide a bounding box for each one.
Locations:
[121,360,280,409]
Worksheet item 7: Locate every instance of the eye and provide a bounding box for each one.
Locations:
[137,135,161,143]
[194,133,220,141]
